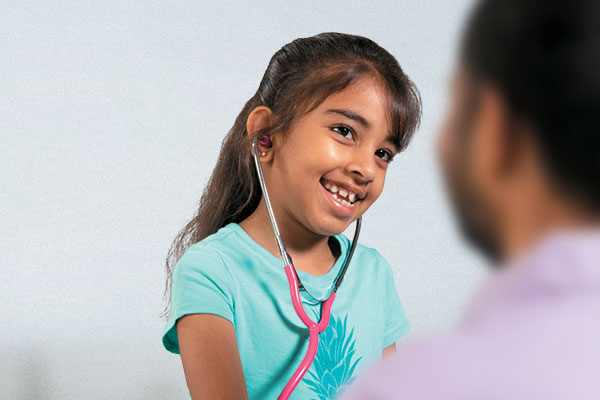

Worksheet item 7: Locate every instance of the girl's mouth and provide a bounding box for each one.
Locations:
[320,178,362,211]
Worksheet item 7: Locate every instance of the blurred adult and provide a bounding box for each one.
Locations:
[344,0,600,398]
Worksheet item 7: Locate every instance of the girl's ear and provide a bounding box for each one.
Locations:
[247,106,275,162]
[246,106,273,137]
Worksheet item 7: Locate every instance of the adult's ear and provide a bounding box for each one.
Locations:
[471,85,514,183]
[477,85,534,181]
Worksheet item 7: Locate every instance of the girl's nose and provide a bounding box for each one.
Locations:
[346,148,377,183]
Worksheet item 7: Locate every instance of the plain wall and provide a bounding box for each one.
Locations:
[1,0,485,398]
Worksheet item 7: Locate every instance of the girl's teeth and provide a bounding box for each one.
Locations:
[331,193,353,207]
[323,181,357,207]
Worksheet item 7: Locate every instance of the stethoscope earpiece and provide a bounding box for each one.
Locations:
[259,135,272,148]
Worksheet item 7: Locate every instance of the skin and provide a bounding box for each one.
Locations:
[439,68,600,264]
[179,77,400,399]
[178,314,249,400]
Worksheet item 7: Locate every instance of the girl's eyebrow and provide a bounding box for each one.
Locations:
[326,108,399,151]
[386,135,400,152]
[325,109,370,128]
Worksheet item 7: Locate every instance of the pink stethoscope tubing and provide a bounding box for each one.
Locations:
[278,264,335,399]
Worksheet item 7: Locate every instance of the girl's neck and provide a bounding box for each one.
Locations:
[238,200,338,276]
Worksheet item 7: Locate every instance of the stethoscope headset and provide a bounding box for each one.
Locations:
[251,135,361,399]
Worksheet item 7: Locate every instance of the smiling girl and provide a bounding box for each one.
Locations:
[162,32,421,400]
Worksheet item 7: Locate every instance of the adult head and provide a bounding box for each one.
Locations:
[439,0,600,262]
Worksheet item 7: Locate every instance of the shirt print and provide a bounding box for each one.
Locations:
[303,313,363,399]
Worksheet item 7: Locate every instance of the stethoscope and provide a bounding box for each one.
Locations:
[251,137,362,400]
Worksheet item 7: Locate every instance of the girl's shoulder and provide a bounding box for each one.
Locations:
[178,222,263,272]
[190,223,240,251]
[176,224,242,269]
[335,234,394,276]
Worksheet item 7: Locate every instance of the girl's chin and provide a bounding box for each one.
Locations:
[307,217,354,237]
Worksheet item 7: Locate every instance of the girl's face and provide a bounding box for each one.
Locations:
[266,78,398,236]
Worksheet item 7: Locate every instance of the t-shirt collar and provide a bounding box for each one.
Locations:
[226,222,350,303]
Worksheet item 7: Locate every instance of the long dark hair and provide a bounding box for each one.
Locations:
[162,32,421,317]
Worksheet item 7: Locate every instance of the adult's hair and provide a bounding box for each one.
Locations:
[162,32,422,317]
[461,0,600,210]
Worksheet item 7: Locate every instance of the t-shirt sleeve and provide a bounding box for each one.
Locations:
[381,259,411,349]
[162,245,235,354]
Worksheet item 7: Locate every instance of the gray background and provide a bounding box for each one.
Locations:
[1,0,484,398]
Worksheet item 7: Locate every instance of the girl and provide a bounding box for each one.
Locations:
[162,32,421,400]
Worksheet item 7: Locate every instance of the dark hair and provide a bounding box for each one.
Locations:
[162,32,421,317]
[461,0,600,210]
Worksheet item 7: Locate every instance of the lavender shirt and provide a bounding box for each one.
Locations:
[343,229,600,400]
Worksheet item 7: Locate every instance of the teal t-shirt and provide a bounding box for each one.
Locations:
[163,223,410,399]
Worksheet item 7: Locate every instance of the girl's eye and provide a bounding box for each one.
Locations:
[332,125,354,139]
[375,149,394,162]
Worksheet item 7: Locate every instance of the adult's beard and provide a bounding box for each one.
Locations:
[442,149,504,265]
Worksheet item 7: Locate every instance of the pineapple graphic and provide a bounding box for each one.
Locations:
[303,314,363,400]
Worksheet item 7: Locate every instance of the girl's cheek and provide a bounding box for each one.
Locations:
[367,181,385,205]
